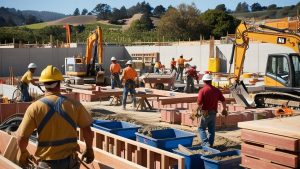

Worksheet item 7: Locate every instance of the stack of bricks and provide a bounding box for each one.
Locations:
[240,129,300,169]
[0,102,31,123]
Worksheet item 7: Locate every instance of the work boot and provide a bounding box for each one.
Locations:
[122,106,126,110]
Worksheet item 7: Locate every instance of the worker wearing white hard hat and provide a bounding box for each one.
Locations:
[110,56,121,89]
[191,71,227,147]
[121,60,137,110]
[20,63,42,102]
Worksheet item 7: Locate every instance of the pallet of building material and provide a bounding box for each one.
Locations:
[239,117,300,169]
[160,108,183,124]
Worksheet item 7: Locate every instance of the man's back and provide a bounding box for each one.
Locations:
[197,84,225,111]
[17,93,92,160]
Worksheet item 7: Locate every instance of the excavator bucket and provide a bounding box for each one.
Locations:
[230,81,255,107]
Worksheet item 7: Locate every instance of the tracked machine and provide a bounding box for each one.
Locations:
[229,22,300,109]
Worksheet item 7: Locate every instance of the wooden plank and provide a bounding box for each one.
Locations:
[147,150,154,169]
[0,155,21,169]
[241,129,299,151]
[3,137,18,162]
[242,143,298,168]
[159,95,198,105]
[242,155,292,169]
[238,116,300,139]
[161,155,169,169]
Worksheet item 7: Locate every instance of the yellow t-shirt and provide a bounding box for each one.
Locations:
[21,70,33,85]
[17,92,93,160]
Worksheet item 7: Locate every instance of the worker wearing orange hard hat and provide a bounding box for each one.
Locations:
[110,56,122,89]
[121,60,138,110]
[17,65,94,168]
[176,55,192,81]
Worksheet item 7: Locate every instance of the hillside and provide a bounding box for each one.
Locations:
[22,10,66,22]
[47,15,97,26]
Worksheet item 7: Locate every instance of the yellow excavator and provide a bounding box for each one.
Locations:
[65,26,105,85]
[230,21,300,108]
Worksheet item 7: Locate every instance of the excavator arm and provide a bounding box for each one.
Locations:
[85,27,103,76]
[233,22,300,81]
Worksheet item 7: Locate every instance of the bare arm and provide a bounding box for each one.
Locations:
[17,136,29,152]
[30,80,38,86]
[82,126,94,149]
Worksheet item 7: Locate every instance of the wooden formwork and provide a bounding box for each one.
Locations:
[78,127,185,169]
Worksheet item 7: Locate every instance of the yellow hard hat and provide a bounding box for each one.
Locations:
[39,65,64,82]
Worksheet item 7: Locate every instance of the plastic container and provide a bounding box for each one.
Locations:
[173,146,220,169]
[92,120,141,140]
[135,128,196,151]
[201,150,241,169]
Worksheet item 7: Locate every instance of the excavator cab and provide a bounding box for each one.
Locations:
[265,53,300,91]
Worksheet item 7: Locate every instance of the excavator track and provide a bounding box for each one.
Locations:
[254,92,300,110]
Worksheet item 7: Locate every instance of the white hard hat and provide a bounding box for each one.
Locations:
[111,57,116,61]
[28,63,37,69]
[202,74,213,81]
[126,60,133,65]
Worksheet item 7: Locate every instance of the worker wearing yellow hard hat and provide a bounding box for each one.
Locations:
[17,65,94,168]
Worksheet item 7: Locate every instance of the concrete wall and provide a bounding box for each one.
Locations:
[0,46,125,77]
[0,43,295,77]
[125,43,294,74]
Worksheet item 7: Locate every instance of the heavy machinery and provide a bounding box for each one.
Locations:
[230,21,300,108]
[65,26,105,85]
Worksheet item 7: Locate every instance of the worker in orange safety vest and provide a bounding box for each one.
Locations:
[176,55,192,81]
[110,56,122,89]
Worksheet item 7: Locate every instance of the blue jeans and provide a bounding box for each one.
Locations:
[154,68,160,73]
[111,73,121,89]
[176,66,184,80]
[198,111,216,147]
[37,155,79,169]
[184,76,194,93]
[122,80,136,108]
[20,82,31,102]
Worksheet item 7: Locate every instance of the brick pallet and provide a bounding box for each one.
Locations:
[238,116,300,169]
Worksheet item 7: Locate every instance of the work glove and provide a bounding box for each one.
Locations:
[17,149,31,168]
[201,110,209,118]
[221,109,228,116]
[81,148,94,164]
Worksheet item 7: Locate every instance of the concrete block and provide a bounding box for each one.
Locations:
[241,111,254,121]
[160,108,182,124]
[242,143,298,168]
[242,155,292,169]
[0,103,17,123]
[241,129,299,152]
[16,102,31,114]
[181,111,199,127]
[222,112,244,127]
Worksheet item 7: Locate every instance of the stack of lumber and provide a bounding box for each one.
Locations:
[238,116,300,169]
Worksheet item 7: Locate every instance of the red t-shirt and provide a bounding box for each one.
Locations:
[197,84,225,111]
[186,68,198,79]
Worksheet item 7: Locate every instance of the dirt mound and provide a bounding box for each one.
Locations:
[47,15,97,26]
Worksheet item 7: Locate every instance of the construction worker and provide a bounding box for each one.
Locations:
[176,55,192,81]
[110,56,121,89]
[154,61,162,73]
[16,65,94,168]
[20,63,41,102]
[170,58,177,73]
[184,65,198,93]
[121,60,138,110]
[194,72,227,147]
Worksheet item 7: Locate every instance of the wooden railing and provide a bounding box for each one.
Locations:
[78,127,185,169]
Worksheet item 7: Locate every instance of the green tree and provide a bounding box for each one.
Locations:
[200,10,240,39]
[153,5,166,17]
[157,3,202,40]
[25,15,38,24]
[267,4,277,10]
[73,8,80,16]
[119,6,128,19]
[81,8,88,15]
[129,13,154,31]
[92,3,111,19]
[251,3,263,12]
[235,2,249,13]
[215,4,226,12]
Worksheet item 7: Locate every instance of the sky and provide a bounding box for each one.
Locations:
[0,0,298,15]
